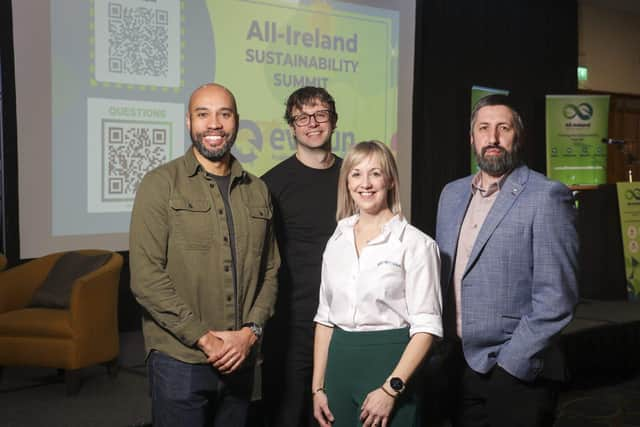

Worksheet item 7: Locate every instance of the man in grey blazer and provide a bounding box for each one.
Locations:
[435,94,578,427]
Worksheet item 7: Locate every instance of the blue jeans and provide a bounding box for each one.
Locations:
[147,350,252,427]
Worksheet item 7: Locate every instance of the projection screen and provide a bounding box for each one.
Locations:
[12,0,416,258]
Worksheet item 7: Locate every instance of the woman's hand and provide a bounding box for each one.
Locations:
[359,387,395,427]
[313,390,335,427]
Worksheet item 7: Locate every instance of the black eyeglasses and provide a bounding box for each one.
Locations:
[292,110,333,127]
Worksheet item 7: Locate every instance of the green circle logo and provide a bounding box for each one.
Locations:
[563,103,593,120]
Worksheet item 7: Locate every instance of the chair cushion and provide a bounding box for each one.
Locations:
[29,252,111,309]
[0,308,72,337]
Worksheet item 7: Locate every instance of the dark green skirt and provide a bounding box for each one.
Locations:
[325,328,421,427]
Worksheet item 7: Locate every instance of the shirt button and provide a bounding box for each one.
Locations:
[223,236,228,242]
[218,209,223,215]
[227,327,233,331]
[224,265,230,272]
[209,184,214,188]
[226,295,232,302]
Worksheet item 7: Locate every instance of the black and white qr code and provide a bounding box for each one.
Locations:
[102,121,171,200]
[107,2,169,78]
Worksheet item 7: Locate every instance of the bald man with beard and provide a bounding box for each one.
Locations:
[130,83,280,427]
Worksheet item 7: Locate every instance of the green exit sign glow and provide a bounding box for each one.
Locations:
[577,66,588,82]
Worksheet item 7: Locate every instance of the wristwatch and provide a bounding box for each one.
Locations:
[389,377,405,394]
[241,322,263,338]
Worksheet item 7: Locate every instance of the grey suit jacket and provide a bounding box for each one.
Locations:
[435,165,579,382]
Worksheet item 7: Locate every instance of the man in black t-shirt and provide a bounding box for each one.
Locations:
[261,87,342,427]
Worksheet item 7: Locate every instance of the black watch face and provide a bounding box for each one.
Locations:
[390,377,404,391]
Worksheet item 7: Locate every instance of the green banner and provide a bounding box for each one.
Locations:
[546,95,610,185]
[616,182,640,301]
[470,86,509,174]
[206,0,399,175]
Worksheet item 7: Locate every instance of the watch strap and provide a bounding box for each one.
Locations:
[241,322,263,338]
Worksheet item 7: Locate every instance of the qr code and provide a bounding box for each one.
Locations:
[87,98,184,213]
[93,0,181,87]
[102,121,171,200]
[107,4,168,78]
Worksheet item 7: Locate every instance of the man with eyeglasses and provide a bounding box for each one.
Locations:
[261,87,342,427]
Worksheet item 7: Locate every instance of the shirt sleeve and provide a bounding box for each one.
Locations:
[129,170,209,346]
[405,235,443,338]
[314,253,333,327]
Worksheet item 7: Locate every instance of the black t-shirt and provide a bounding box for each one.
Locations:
[206,172,240,326]
[262,154,342,322]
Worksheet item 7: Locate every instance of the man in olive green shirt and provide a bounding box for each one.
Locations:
[130,83,279,427]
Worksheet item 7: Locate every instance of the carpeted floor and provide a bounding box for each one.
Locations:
[1,325,640,426]
[554,372,640,427]
[0,332,151,427]
[0,366,150,427]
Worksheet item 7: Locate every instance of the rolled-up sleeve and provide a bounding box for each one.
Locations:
[405,238,443,338]
[313,255,333,327]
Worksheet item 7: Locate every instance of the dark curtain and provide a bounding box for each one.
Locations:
[411,0,578,236]
[0,0,19,264]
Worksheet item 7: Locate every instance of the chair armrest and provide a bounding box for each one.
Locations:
[69,253,124,336]
[0,254,61,313]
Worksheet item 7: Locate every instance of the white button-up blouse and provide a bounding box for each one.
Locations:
[314,214,443,338]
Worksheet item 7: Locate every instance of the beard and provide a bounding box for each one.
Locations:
[475,144,521,177]
[191,131,235,161]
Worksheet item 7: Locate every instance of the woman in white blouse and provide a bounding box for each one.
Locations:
[312,140,443,427]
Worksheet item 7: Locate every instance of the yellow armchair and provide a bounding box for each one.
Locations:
[0,250,123,394]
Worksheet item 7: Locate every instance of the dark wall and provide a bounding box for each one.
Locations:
[1,0,19,263]
[576,186,628,300]
[411,0,578,236]
[410,0,629,299]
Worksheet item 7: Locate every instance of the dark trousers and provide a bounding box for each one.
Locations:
[325,328,420,427]
[148,351,251,427]
[262,320,316,427]
[447,344,557,427]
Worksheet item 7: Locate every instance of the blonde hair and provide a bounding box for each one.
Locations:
[336,140,402,221]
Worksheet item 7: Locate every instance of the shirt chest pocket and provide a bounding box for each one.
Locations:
[247,206,272,255]
[170,198,213,249]
[376,261,405,299]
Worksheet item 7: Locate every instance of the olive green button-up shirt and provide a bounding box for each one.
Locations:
[129,148,279,381]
